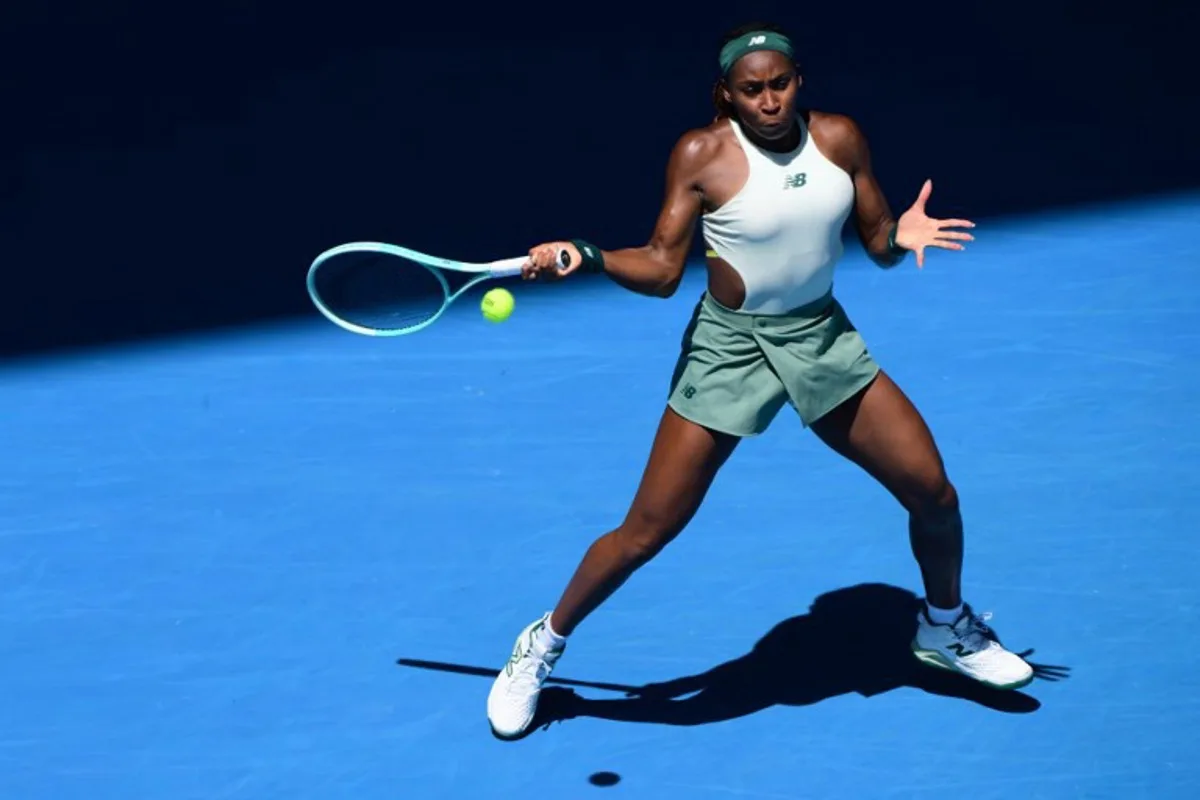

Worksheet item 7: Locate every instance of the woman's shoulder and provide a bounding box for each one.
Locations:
[677,117,737,149]
[666,118,738,171]
[805,109,870,145]
[805,109,870,171]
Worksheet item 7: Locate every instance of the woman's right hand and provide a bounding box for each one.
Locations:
[521,241,582,281]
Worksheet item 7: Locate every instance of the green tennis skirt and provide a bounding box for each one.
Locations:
[667,290,880,437]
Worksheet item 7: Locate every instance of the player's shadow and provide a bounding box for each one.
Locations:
[398,582,1069,739]
[528,583,1069,734]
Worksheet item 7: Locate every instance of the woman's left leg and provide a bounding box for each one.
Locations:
[810,370,1034,689]
[810,370,962,610]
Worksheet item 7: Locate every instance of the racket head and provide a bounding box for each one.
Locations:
[306,242,497,336]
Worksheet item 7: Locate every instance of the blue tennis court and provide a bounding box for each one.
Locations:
[3,191,1198,798]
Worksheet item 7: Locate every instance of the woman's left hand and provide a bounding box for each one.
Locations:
[895,179,975,268]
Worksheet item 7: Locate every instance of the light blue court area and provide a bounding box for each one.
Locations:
[2,191,1198,798]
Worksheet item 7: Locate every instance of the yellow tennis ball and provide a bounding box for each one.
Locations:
[481,287,515,322]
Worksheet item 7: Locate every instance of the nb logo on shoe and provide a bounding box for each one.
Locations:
[504,644,521,676]
[947,643,976,658]
[783,172,807,189]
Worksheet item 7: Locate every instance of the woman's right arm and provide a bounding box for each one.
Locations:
[524,129,719,298]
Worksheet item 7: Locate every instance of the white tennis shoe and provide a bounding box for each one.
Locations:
[487,613,564,739]
[912,604,1034,689]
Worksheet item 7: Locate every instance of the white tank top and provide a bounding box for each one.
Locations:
[701,115,855,314]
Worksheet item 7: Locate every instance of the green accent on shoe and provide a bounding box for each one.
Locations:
[910,640,1034,691]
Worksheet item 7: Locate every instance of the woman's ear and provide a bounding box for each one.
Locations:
[719,80,733,106]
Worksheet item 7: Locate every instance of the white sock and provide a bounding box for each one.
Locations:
[536,614,567,650]
[926,601,964,625]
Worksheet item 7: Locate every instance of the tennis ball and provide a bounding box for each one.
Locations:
[481,287,515,322]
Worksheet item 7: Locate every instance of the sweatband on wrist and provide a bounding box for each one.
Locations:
[886,224,907,258]
[570,239,606,273]
[718,31,795,75]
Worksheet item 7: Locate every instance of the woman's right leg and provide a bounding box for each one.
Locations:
[487,405,741,738]
[550,406,742,636]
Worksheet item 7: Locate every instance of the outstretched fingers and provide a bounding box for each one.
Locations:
[931,219,975,251]
[939,218,976,230]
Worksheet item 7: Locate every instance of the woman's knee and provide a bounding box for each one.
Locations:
[906,467,959,521]
[614,505,685,565]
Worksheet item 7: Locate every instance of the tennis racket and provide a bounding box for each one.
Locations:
[306,241,570,336]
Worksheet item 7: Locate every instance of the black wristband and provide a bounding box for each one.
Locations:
[886,224,907,259]
[570,239,606,273]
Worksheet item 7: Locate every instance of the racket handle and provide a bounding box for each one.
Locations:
[489,247,572,278]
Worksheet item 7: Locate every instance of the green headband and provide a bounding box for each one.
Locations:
[718,30,794,75]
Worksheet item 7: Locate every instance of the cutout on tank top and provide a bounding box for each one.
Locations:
[703,249,749,309]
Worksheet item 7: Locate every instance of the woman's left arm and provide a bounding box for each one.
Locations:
[833,115,976,269]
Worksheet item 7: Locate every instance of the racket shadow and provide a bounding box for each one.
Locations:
[396,582,1070,740]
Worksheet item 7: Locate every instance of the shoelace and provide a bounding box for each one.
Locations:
[507,642,560,695]
[955,609,996,650]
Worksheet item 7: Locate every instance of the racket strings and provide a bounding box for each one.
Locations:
[310,253,449,333]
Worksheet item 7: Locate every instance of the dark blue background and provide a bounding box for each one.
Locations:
[2,1,1191,357]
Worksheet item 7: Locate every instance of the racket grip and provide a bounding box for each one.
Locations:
[490,247,571,278]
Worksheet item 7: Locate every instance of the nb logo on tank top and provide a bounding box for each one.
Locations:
[782,172,807,189]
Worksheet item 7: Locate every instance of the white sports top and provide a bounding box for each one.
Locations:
[701,115,856,314]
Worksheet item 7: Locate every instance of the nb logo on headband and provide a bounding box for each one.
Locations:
[748,35,766,45]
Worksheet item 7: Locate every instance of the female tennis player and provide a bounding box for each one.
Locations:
[487,21,1034,739]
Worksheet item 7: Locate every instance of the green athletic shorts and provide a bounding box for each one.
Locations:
[667,290,880,436]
